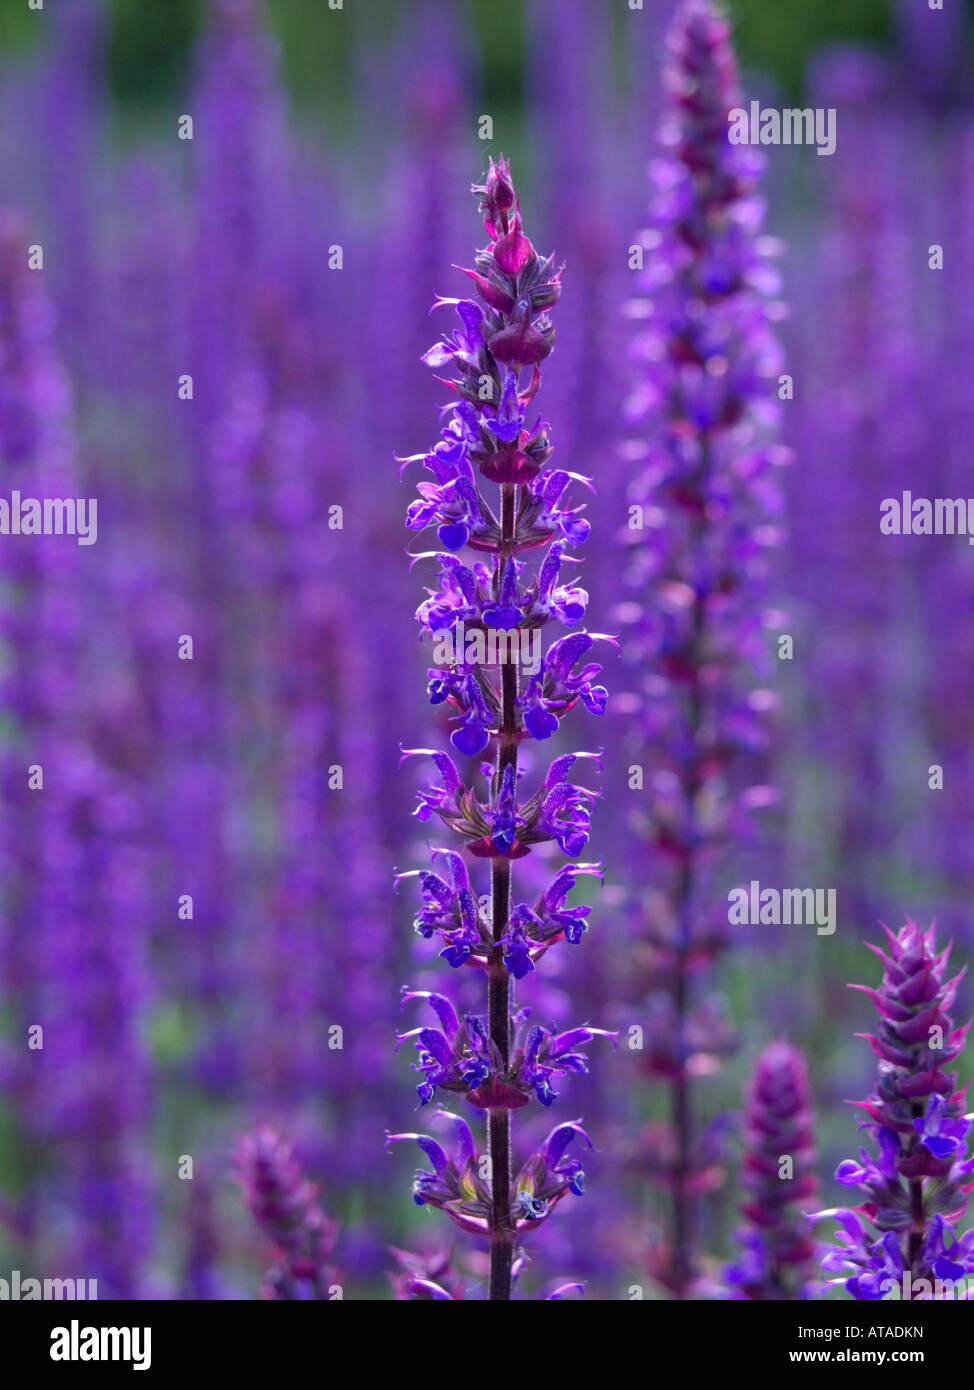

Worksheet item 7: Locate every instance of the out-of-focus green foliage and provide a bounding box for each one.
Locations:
[0,0,950,114]
[730,0,891,93]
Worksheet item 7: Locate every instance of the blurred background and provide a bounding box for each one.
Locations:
[0,0,972,1299]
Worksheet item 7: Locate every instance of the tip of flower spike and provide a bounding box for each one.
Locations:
[471,156,518,238]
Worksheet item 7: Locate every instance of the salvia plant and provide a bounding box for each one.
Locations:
[623,0,785,1296]
[389,155,614,1300]
[2,0,972,1314]
[813,922,974,1300]
[725,1042,819,1300]
[235,1128,341,1301]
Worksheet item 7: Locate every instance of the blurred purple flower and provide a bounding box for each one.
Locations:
[624,0,786,1297]
[235,1127,340,1301]
[725,1042,820,1300]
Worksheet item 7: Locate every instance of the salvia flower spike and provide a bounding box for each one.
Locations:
[394,156,611,1299]
[726,1042,820,1299]
[624,0,785,1296]
[812,921,974,1299]
[234,1127,340,1300]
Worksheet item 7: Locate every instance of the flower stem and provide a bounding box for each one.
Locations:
[488,482,518,1300]
[488,856,513,1294]
[670,864,693,1298]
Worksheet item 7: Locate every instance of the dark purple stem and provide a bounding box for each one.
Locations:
[488,481,518,1300]
[670,879,692,1297]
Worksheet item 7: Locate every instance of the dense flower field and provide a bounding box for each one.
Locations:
[0,0,972,1304]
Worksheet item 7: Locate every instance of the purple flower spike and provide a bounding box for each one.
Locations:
[725,1043,820,1300]
[625,0,786,1299]
[234,1128,340,1301]
[812,921,974,1300]
[395,158,609,1299]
